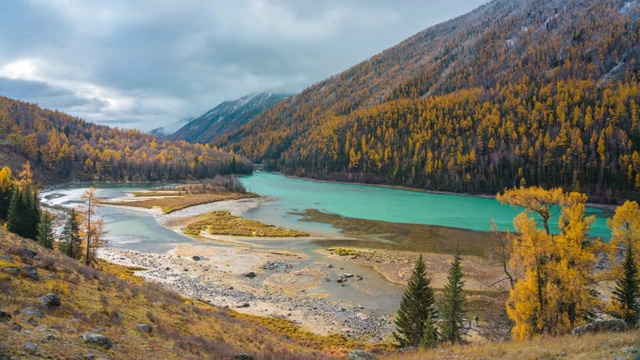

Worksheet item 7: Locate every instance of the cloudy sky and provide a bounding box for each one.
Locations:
[0,0,487,132]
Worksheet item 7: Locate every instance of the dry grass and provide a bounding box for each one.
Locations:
[106,192,258,214]
[0,229,343,359]
[183,210,308,237]
[383,331,640,359]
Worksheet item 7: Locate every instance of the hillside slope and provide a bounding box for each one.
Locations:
[219,0,640,202]
[0,229,359,359]
[0,95,252,184]
[170,93,289,144]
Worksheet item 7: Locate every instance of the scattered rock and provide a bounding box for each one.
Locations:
[81,332,113,349]
[22,307,45,318]
[135,323,152,333]
[622,346,638,354]
[39,293,61,309]
[0,310,11,322]
[243,272,257,278]
[356,275,364,281]
[11,322,22,331]
[326,264,334,268]
[21,265,39,280]
[192,256,201,261]
[85,354,96,360]
[0,255,11,262]
[347,349,376,360]
[21,248,37,259]
[5,267,20,276]
[23,341,38,353]
[342,273,354,278]
[233,353,255,360]
[572,319,627,336]
[236,303,250,308]
[165,267,170,270]
[337,277,346,283]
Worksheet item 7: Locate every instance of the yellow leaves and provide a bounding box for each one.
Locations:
[0,166,12,191]
[607,201,640,273]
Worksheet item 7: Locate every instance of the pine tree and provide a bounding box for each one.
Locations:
[6,189,26,237]
[440,246,467,345]
[59,209,82,259]
[393,254,437,348]
[36,212,55,249]
[612,244,640,329]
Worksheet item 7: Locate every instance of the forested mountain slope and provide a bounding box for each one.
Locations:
[0,96,252,183]
[170,93,289,144]
[218,0,640,203]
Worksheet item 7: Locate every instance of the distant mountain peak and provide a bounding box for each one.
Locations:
[169,92,290,144]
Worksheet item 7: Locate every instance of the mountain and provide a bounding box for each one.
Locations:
[218,0,640,203]
[170,92,290,144]
[0,95,252,183]
[149,126,169,138]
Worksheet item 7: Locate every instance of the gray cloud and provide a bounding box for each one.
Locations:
[0,0,488,131]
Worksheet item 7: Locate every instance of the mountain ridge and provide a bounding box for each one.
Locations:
[170,92,290,144]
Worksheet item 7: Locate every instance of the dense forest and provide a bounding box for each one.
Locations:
[0,96,252,182]
[218,0,640,203]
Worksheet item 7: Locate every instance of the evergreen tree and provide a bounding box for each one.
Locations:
[440,246,467,345]
[6,189,26,237]
[393,254,437,348]
[612,244,640,329]
[59,209,82,259]
[36,212,55,249]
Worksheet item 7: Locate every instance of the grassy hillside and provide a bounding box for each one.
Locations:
[219,0,640,202]
[0,228,363,359]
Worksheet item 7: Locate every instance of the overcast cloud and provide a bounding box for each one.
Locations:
[0,0,487,131]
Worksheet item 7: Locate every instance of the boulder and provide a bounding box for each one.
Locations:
[39,293,61,309]
[232,353,255,360]
[21,265,39,280]
[192,256,201,261]
[242,272,257,278]
[0,310,11,322]
[21,248,37,259]
[5,267,20,276]
[347,349,376,360]
[81,332,113,349]
[135,323,152,333]
[22,307,45,318]
[235,303,250,308]
[23,341,38,353]
[571,319,627,336]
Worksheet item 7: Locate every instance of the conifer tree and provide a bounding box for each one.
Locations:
[393,254,437,348]
[6,189,26,237]
[59,209,82,259]
[36,212,55,249]
[439,246,467,345]
[612,244,640,329]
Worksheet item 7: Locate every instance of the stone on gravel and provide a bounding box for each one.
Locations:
[233,353,255,360]
[192,256,201,261]
[572,319,627,336]
[347,349,376,360]
[81,332,113,349]
[236,303,250,308]
[21,265,39,280]
[22,307,45,318]
[39,293,61,309]
[135,323,152,333]
[0,310,11,322]
[242,272,257,278]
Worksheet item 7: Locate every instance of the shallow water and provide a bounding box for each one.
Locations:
[240,172,612,239]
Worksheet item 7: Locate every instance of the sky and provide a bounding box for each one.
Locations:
[0,0,488,132]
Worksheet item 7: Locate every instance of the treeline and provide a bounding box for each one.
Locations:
[218,0,640,203]
[0,96,252,182]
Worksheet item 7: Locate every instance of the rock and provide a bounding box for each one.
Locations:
[343,273,354,278]
[192,256,201,261]
[22,307,45,318]
[165,267,170,270]
[347,349,376,360]
[0,310,11,322]
[622,346,638,354]
[135,323,152,333]
[23,341,38,353]
[85,354,96,360]
[21,265,39,280]
[356,275,364,281]
[572,319,627,336]
[11,322,22,331]
[326,264,334,268]
[39,293,61,309]
[243,272,257,278]
[81,332,113,349]
[21,248,37,259]
[232,353,255,360]
[0,255,11,262]
[5,267,20,276]
[337,277,346,283]
[236,303,250,308]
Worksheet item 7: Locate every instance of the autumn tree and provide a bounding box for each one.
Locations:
[439,246,467,345]
[0,166,13,219]
[499,186,601,340]
[36,212,55,249]
[393,254,438,348]
[59,209,82,259]
[79,187,106,265]
[608,201,640,271]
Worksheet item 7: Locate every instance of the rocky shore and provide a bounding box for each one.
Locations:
[98,247,394,342]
